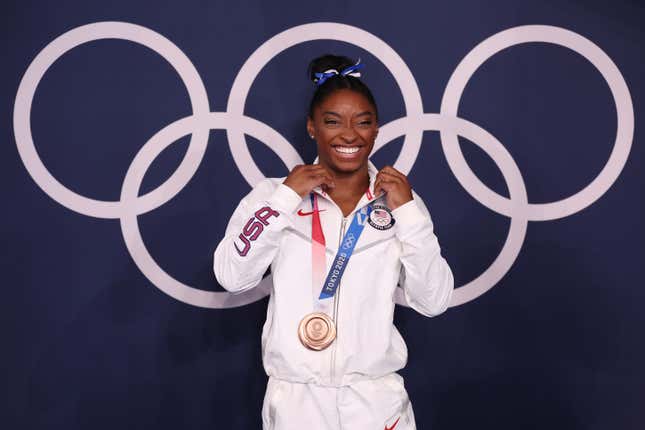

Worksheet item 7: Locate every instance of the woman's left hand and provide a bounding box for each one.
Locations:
[374,165,414,210]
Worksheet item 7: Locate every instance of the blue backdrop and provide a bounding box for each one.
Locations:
[2,0,644,428]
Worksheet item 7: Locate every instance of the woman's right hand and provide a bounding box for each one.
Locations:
[283,164,336,198]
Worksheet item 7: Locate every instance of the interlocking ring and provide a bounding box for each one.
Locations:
[13,22,633,309]
[343,233,356,249]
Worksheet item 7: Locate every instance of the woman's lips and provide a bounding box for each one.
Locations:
[332,145,363,159]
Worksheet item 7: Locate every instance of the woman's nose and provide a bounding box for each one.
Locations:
[339,125,358,143]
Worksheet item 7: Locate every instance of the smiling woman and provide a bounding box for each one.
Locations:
[301,87,379,216]
[213,54,454,430]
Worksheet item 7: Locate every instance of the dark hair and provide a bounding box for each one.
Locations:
[307,54,378,120]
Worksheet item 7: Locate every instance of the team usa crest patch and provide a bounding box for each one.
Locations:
[368,205,395,230]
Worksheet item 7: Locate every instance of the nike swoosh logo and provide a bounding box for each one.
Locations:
[385,417,400,430]
[297,209,326,216]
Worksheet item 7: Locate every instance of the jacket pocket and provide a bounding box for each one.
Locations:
[381,374,416,430]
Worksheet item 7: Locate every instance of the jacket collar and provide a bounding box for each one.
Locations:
[310,157,382,203]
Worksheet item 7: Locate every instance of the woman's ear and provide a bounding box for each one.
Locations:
[306,117,315,139]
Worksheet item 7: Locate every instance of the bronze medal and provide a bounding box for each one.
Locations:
[298,312,336,351]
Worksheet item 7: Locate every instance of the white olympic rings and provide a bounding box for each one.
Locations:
[439,25,634,221]
[13,21,633,309]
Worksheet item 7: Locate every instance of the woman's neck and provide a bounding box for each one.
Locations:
[320,163,370,215]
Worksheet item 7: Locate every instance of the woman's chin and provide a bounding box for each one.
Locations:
[330,157,366,174]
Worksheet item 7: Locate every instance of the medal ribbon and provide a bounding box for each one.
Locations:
[310,193,327,297]
[310,193,373,301]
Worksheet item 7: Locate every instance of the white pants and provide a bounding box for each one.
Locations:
[262,373,417,430]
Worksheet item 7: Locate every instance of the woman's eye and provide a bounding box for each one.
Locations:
[324,119,338,125]
[358,121,372,126]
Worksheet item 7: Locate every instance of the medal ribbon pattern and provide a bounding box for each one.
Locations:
[310,193,327,305]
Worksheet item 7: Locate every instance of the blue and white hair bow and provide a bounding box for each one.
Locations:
[314,59,365,86]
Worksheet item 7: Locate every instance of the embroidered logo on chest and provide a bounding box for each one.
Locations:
[368,205,395,230]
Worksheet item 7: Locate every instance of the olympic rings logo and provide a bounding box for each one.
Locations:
[343,233,357,250]
[13,22,634,309]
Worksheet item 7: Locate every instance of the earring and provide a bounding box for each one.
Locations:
[309,134,314,139]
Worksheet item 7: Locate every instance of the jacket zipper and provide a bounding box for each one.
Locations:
[330,217,347,385]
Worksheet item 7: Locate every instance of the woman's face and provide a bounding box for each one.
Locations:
[307,89,378,175]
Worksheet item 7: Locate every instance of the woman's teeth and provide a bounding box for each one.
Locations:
[334,146,360,154]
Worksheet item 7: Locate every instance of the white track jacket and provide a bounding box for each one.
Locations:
[213,161,454,387]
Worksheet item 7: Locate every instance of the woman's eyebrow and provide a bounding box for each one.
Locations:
[322,111,373,117]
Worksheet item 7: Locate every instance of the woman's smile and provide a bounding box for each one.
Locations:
[332,144,363,158]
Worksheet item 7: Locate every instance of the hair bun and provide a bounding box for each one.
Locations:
[306,54,377,120]
[307,54,357,84]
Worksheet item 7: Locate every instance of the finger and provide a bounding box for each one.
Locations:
[377,171,405,185]
[372,173,408,191]
[374,178,382,196]
[376,181,395,196]
[375,171,389,186]
[374,178,395,196]
[313,166,336,188]
[380,166,408,182]
[311,171,335,188]
[315,164,336,177]
[382,167,410,186]
[381,165,404,175]
[295,164,310,174]
[309,165,332,179]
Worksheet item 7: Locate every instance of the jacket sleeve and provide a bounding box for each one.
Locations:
[213,180,303,294]
[393,191,454,317]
